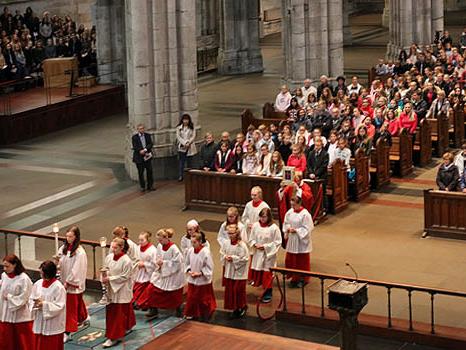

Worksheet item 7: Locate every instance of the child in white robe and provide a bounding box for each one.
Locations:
[132,231,157,307]
[0,254,34,350]
[241,186,270,238]
[283,196,314,288]
[184,233,217,320]
[248,207,282,303]
[112,225,139,262]
[102,238,136,348]
[217,207,247,247]
[220,224,249,318]
[30,260,66,350]
[181,219,210,257]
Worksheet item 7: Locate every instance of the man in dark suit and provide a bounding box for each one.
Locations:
[307,137,329,213]
[132,124,154,192]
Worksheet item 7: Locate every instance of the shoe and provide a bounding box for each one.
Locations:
[140,188,146,192]
[248,280,255,286]
[296,281,305,288]
[178,177,183,182]
[229,310,239,319]
[261,289,273,303]
[237,307,247,318]
[145,308,159,318]
[102,339,119,348]
[146,187,156,191]
[64,333,71,343]
[78,315,90,328]
[184,315,193,320]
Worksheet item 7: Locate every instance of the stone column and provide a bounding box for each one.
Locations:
[282,0,344,85]
[217,0,264,74]
[124,0,200,180]
[94,0,126,84]
[343,0,353,45]
[386,0,443,60]
[382,0,389,28]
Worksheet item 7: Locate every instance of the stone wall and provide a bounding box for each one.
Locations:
[0,0,95,27]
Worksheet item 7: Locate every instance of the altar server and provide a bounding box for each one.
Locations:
[241,186,270,238]
[181,220,209,257]
[217,207,247,247]
[58,226,88,342]
[0,254,34,350]
[132,231,157,307]
[184,233,217,320]
[283,196,314,287]
[248,208,282,303]
[112,225,139,262]
[101,238,136,348]
[137,228,185,318]
[30,260,66,350]
[220,224,249,318]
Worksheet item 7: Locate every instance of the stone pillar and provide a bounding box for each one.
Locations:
[124,0,200,180]
[95,0,126,84]
[217,0,264,74]
[282,0,344,85]
[382,0,389,28]
[386,0,443,60]
[343,0,353,45]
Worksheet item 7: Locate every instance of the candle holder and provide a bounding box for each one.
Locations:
[99,237,110,305]
[52,223,61,280]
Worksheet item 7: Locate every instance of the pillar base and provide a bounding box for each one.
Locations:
[217,49,264,75]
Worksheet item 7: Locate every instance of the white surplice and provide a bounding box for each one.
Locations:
[248,222,282,272]
[283,208,314,254]
[0,272,33,323]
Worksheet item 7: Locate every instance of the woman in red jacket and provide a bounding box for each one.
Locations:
[398,102,418,134]
[386,109,400,136]
[286,144,307,173]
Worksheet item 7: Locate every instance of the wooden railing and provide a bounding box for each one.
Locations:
[271,266,466,336]
[0,228,108,281]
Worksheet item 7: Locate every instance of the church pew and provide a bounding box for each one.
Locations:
[348,148,370,201]
[184,169,324,221]
[424,189,466,240]
[389,129,413,177]
[241,108,290,135]
[427,112,449,157]
[451,104,465,148]
[370,138,391,190]
[263,102,287,119]
[326,158,349,214]
[413,118,432,167]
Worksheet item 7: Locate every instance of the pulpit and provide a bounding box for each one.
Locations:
[43,57,78,89]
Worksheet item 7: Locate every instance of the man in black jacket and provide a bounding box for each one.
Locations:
[199,132,216,171]
[307,137,329,212]
[411,91,428,120]
[132,124,154,192]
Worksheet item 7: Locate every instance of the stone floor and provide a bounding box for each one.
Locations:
[1,12,465,350]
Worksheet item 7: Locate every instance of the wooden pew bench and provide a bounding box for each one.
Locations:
[370,138,391,190]
[413,118,432,167]
[326,158,349,214]
[389,129,413,177]
[427,112,449,157]
[348,148,370,201]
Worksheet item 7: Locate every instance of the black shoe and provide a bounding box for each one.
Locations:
[145,308,159,318]
[146,187,155,191]
[261,289,273,303]
[237,307,247,318]
[178,177,183,182]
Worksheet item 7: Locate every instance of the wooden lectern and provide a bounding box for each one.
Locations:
[328,279,368,350]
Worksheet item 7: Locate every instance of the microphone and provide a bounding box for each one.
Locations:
[345,262,359,281]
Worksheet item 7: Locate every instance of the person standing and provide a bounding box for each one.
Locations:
[58,226,88,343]
[176,114,197,181]
[132,124,154,192]
[283,196,314,288]
[241,186,270,239]
[137,229,185,318]
[101,238,136,348]
[112,225,139,262]
[0,254,34,350]
[30,260,66,350]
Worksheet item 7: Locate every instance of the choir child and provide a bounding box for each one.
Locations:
[184,233,217,320]
[132,231,157,308]
[241,186,270,238]
[101,238,136,348]
[220,224,249,318]
[112,225,139,262]
[0,254,34,350]
[282,196,314,288]
[137,229,185,318]
[217,207,247,248]
[30,260,66,350]
[181,220,210,257]
[248,208,282,303]
[58,226,89,342]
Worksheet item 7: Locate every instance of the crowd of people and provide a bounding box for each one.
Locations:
[0,6,97,81]
[0,184,314,349]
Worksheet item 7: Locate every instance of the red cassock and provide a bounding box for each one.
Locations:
[65,293,88,332]
[249,269,274,290]
[0,320,35,350]
[35,333,63,350]
[285,253,311,283]
[131,281,150,305]
[137,284,183,310]
[184,283,217,319]
[224,279,247,310]
[106,303,136,340]
[276,182,314,243]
